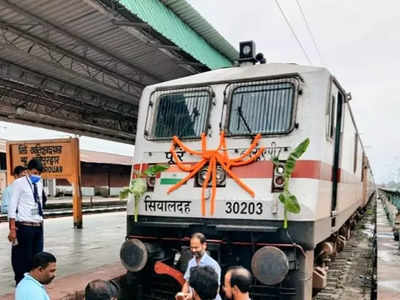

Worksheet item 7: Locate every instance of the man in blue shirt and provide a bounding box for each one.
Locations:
[180,233,221,300]
[16,251,57,300]
[0,165,27,214]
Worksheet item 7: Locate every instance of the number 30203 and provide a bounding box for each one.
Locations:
[225,201,263,215]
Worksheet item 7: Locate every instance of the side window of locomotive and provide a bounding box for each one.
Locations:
[149,89,211,139]
[328,95,336,140]
[227,82,296,135]
[353,133,358,173]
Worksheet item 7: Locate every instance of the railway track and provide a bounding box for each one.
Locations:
[315,200,376,300]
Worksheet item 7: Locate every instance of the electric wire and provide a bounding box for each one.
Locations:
[274,0,312,65]
[295,0,324,65]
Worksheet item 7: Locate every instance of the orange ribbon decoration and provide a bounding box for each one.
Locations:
[167,132,266,216]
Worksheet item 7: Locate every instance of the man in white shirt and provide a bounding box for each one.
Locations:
[8,158,45,284]
[223,266,252,300]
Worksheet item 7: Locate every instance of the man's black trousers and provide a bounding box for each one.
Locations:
[11,224,44,284]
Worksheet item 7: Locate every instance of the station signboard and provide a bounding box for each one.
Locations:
[6,138,83,228]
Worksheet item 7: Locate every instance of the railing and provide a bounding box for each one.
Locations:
[379,188,400,239]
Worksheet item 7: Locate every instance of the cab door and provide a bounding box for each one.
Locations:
[329,82,345,228]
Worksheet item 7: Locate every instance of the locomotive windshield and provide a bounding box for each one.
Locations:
[151,89,211,139]
[227,81,296,135]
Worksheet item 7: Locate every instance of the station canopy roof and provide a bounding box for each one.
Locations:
[0,0,238,144]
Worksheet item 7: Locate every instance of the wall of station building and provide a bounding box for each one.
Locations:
[55,162,131,197]
[0,154,131,198]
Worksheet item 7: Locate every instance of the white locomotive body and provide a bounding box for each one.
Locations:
[121,62,374,300]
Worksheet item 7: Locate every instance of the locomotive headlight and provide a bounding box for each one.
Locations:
[215,165,226,185]
[272,162,286,192]
[274,176,285,187]
[196,165,226,186]
[275,164,285,175]
[196,167,209,186]
[242,45,251,55]
[239,40,256,62]
[146,176,156,188]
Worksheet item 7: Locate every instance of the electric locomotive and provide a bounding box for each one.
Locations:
[119,41,375,300]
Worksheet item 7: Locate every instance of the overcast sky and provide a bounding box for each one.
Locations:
[186,0,400,184]
[1,0,399,183]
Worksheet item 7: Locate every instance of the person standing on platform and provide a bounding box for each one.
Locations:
[7,158,45,284]
[85,279,119,300]
[223,266,252,300]
[187,266,219,300]
[181,232,222,300]
[1,165,27,213]
[15,252,56,300]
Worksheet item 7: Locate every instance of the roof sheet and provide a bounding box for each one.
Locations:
[119,0,234,69]
[160,0,238,62]
[80,149,133,166]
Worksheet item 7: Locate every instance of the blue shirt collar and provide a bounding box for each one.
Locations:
[24,273,45,289]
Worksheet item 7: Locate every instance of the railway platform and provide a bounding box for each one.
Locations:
[377,198,400,300]
[0,196,126,222]
[0,211,126,299]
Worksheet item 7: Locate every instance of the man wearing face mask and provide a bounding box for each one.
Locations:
[8,158,45,284]
[180,232,221,300]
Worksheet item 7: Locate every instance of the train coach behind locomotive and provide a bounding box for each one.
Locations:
[119,42,375,300]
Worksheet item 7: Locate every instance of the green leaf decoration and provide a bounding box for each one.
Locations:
[278,192,300,213]
[143,164,169,177]
[120,188,130,200]
[275,138,310,229]
[119,164,168,222]
[284,138,310,178]
[272,157,280,166]
[279,192,289,204]
[286,194,300,214]
[131,178,147,198]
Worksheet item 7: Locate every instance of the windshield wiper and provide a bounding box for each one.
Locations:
[236,95,252,133]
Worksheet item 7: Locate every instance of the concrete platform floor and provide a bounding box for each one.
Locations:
[0,212,126,297]
[377,199,400,300]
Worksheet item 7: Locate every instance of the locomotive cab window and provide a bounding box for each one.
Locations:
[226,79,299,136]
[326,95,336,141]
[147,88,212,139]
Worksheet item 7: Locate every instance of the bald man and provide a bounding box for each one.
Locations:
[223,266,252,300]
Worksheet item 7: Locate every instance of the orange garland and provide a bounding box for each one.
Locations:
[167,132,265,216]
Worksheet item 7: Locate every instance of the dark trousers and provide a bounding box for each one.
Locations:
[11,224,43,284]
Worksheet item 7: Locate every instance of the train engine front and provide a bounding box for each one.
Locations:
[119,44,364,300]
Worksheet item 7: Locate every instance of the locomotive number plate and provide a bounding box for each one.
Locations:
[225,201,264,215]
